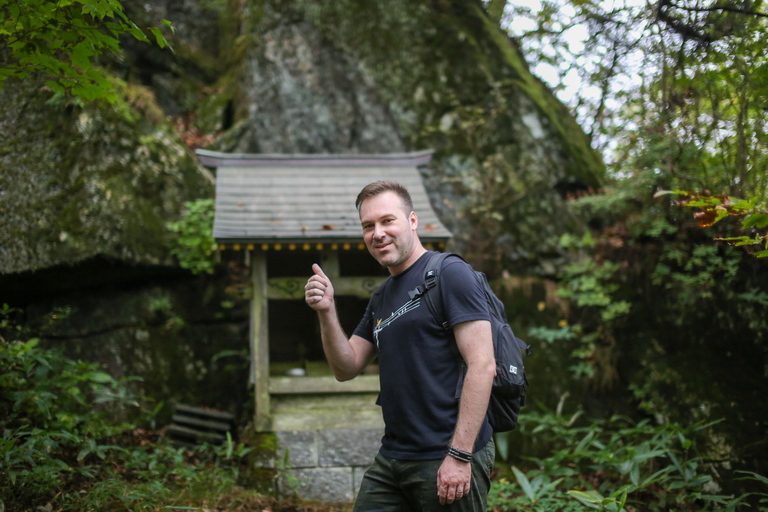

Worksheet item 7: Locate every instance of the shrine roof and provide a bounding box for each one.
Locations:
[198,149,452,243]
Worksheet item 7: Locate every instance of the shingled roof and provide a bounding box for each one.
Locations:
[197,149,452,243]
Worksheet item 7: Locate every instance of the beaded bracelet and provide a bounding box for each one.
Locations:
[447,446,473,463]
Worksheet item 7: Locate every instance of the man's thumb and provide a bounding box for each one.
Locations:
[312,263,326,278]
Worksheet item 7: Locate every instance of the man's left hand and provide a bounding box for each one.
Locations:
[437,455,471,505]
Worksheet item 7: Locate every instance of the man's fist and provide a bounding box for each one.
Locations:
[304,264,334,312]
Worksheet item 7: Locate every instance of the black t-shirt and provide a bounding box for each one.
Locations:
[353,251,493,460]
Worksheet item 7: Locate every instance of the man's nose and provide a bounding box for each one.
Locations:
[372,224,385,239]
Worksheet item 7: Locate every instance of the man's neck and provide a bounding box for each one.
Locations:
[388,245,427,276]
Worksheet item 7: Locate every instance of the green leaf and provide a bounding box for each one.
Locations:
[568,490,604,508]
[33,396,51,418]
[86,371,114,383]
[44,80,66,95]
[77,446,92,461]
[162,19,176,34]
[735,470,768,485]
[70,41,92,69]
[149,27,166,48]
[755,250,768,258]
[512,466,536,502]
[742,213,768,229]
[617,488,628,509]
[494,432,509,461]
[49,458,70,470]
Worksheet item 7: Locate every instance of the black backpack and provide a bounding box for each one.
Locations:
[408,252,530,432]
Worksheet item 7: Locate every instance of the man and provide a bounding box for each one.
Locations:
[304,181,496,511]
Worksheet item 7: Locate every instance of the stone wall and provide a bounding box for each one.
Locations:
[270,429,384,502]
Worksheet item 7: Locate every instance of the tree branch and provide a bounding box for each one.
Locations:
[656,0,717,43]
[668,0,768,19]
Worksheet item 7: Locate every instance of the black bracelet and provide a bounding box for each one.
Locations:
[447,446,472,463]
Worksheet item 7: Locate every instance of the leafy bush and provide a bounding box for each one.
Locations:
[166,198,218,274]
[0,315,260,512]
[0,337,138,503]
[489,409,768,511]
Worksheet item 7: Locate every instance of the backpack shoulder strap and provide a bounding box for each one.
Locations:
[418,251,457,331]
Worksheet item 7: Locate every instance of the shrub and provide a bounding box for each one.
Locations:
[0,321,258,512]
[489,409,768,511]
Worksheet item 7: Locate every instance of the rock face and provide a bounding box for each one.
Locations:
[0,79,212,275]
[234,19,404,154]
[1,0,602,420]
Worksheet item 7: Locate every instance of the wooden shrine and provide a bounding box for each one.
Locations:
[197,149,452,432]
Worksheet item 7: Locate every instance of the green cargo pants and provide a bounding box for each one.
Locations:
[353,438,495,512]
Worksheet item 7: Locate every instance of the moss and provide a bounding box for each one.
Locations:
[0,73,212,274]
[244,431,279,493]
[194,74,238,134]
[474,6,603,185]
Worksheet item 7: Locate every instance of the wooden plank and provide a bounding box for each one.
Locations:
[175,404,235,422]
[271,393,384,432]
[172,414,232,433]
[165,425,226,443]
[269,375,380,394]
[267,276,385,299]
[252,251,272,432]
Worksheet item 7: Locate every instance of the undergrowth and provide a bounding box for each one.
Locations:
[4,303,766,512]
[0,317,264,512]
[0,306,354,512]
[489,407,768,511]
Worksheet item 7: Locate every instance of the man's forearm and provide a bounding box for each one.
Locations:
[317,304,362,381]
[450,360,495,452]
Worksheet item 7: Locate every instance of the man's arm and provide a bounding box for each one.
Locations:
[437,319,495,505]
[305,264,376,381]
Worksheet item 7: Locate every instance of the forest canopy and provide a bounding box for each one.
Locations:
[490,0,768,493]
[0,0,171,102]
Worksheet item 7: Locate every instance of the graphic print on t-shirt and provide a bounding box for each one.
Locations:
[373,298,421,349]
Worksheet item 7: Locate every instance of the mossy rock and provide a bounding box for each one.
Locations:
[0,75,213,274]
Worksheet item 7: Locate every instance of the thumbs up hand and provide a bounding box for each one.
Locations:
[305,263,335,312]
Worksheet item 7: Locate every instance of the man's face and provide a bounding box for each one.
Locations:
[359,191,418,274]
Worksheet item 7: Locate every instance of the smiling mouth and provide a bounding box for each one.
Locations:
[375,242,391,251]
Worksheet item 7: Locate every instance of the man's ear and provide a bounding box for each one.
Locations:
[409,211,418,231]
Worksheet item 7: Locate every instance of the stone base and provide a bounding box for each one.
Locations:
[267,428,384,501]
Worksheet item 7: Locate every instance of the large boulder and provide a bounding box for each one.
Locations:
[0,78,212,275]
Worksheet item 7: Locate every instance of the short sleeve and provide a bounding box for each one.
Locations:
[440,258,491,328]
[352,297,375,343]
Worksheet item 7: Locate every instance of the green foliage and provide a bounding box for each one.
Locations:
[166,198,218,274]
[0,0,174,103]
[523,232,631,384]
[489,409,768,511]
[656,190,768,257]
[0,311,261,512]
[503,0,768,482]
[0,335,141,504]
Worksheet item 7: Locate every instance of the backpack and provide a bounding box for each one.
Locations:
[409,252,531,432]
